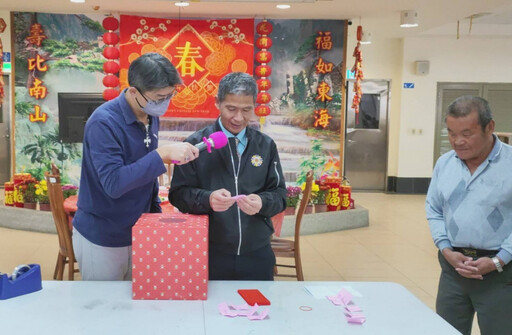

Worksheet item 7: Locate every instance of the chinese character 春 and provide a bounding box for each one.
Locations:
[175,41,205,77]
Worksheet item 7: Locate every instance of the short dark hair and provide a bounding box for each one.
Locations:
[217,72,257,104]
[128,53,181,93]
[446,95,493,131]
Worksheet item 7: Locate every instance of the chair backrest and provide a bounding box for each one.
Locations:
[45,164,74,258]
[294,170,314,242]
[158,163,174,187]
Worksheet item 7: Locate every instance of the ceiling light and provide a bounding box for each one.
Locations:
[400,10,419,28]
[70,0,85,3]
[360,30,372,44]
[276,4,291,9]
[175,1,190,7]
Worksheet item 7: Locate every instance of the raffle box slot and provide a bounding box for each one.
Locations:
[132,213,208,300]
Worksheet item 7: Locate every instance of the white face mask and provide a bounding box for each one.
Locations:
[135,87,174,117]
[142,97,172,117]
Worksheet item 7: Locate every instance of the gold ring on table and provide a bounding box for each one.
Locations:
[299,306,313,311]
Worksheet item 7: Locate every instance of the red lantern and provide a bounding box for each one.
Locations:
[103,88,120,101]
[255,65,272,78]
[103,74,120,88]
[103,32,119,45]
[256,36,272,49]
[255,50,272,64]
[102,17,119,31]
[256,92,271,104]
[103,46,120,60]
[356,25,363,41]
[103,60,120,74]
[255,105,271,117]
[256,21,273,35]
[257,78,272,91]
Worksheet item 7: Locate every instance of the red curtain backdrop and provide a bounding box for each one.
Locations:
[120,15,254,118]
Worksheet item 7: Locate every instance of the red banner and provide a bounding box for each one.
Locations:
[120,15,254,118]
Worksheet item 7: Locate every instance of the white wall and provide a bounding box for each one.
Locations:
[348,24,512,179]
[399,36,512,177]
[347,26,403,177]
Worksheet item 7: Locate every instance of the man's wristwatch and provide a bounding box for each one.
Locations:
[492,256,503,273]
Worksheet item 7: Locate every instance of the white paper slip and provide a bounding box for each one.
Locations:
[304,285,362,299]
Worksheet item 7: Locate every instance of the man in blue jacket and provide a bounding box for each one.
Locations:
[73,53,199,280]
[169,72,287,280]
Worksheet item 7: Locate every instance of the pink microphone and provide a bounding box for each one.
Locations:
[172,131,228,164]
[197,131,228,153]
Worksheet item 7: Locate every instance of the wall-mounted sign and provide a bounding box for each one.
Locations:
[403,82,415,89]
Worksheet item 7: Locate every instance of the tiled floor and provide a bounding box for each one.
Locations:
[0,192,479,333]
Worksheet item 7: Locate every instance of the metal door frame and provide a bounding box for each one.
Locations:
[345,79,390,191]
[434,83,482,165]
[0,73,11,184]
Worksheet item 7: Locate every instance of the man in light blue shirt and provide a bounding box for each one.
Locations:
[426,96,512,335]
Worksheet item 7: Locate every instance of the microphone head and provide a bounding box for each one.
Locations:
[209,131,228,149]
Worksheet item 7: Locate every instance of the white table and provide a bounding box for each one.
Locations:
[0,281,459,334]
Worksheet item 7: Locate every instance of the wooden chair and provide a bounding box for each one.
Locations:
[45,164,79,280]
[158,163,174,187]
[271,170,314,281]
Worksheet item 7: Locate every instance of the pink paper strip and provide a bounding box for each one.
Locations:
[345,305,362,312]
[346,316,366,324]
[247,308,269,320]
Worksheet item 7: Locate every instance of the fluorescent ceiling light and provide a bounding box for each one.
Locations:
[276,4,291,9]
[175,1,190,6]
[70,0,85,3]
[400,10,419,28]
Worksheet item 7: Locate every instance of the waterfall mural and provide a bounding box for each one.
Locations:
[12,13,345,186]
[13,12,106,184]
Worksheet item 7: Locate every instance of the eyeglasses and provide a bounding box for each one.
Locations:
[136,87,178,104]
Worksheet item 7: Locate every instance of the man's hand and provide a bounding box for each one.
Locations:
[442,248,503,279]
[459,257,503,278]
[156,142,199,165]
[209,189,235,212]
[236,194,262,216]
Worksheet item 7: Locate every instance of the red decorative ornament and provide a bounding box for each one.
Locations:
[255,65,272,78]
[103,46,120,59]
[102,16,120,101]
[256,36,272,49]
[103,32,119,45]
[256,92,271,104]
[103,88,120,101]
[351,25,364,124]
[102,17,119,31]
[256,78,272,91]
[254,20,273,120]
[103,60,120,74]
[356,25,363,41]
[103,74,120,88]
[256,21,273,35]
[255,50,272,64]
[254,105,271,117]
